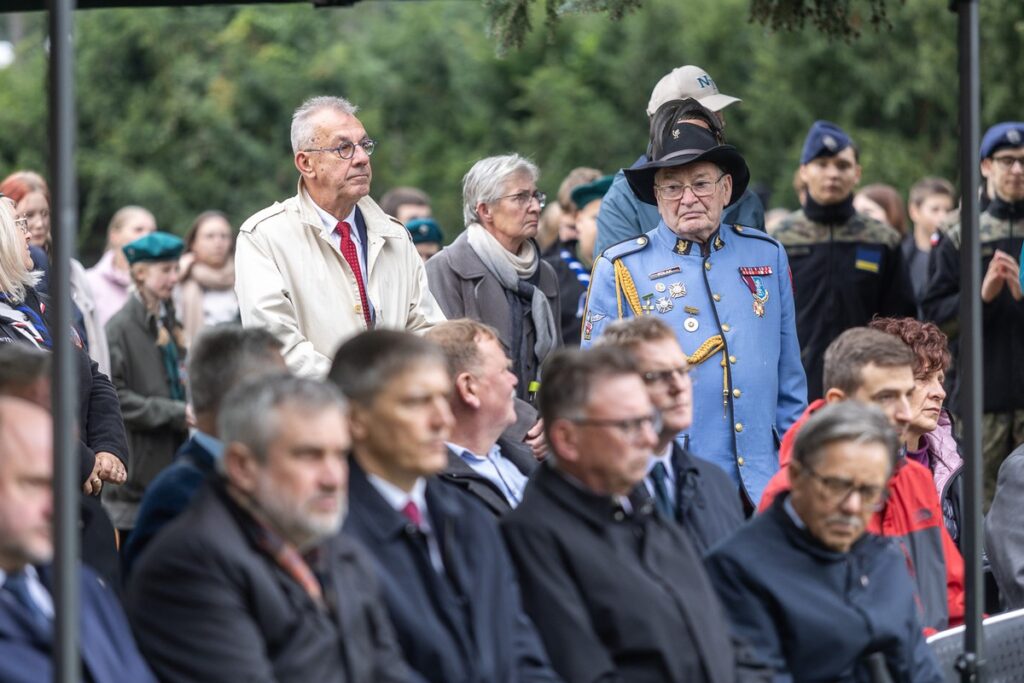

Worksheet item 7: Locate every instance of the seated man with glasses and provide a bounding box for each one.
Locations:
[235,95,444,379]
[501,346,739,683]
[759,327,965,634]
[597,316,743,553]
[706,401,944,682]
[582,116,807,511]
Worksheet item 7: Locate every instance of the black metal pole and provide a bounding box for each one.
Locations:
[47,0,80,681]
[954,0,983,681]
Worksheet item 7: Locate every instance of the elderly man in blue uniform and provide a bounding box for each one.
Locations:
[773,121,915,401]
[581,120,807,508]
[594,64,765,259]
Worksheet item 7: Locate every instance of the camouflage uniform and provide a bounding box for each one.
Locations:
[773,210,917,400]
[922,199,1024,503]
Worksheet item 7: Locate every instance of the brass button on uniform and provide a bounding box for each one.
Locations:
[704,261,712,271]
[721,323,731,332]
[737,456,745,466]
[735,422,744,433]
[729,355,737,364]
[733,388,741,398]
[712,293,721,302]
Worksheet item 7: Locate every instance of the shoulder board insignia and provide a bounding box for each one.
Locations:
[239,202,286,233]
[730,223,782,247]
[601,235,650,262]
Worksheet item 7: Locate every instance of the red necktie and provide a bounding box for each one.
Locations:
[401,500,423,529]
[335,221,372,328]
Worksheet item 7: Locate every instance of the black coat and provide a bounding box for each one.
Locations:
[631,442,745,555]
[343,457,561,683]
[500,462,738,683]
[0,286,127,587]
[125,478,412,683]
[438,436,537,517]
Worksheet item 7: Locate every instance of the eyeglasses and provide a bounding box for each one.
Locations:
[303,138,376,160]
[570,410,662,441]
[801,463,888,511]
[14,217,29,233]
[496,190,546,209]
[991,155,1024,170]
[641,365,690,386]
[654,173,726,201]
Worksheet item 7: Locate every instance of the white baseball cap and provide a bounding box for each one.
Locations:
[646,65,741,117]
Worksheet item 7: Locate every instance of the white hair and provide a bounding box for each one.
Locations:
[0,200,40,302]
[461,154,539,226]
[290,96,359,156]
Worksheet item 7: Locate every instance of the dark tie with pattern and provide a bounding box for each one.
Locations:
[649,462,675,520]
[335,220,372,328]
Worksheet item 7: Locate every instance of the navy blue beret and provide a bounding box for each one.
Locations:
[800,120,852,165]
[980,122,1024,160]
[405,217,443,245]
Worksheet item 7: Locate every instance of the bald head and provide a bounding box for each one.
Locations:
[0,398,53,571]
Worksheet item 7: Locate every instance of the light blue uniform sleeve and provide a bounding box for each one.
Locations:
[579,256,625,349]
[774,245,808,434]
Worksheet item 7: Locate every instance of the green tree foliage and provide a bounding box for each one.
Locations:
[0,0,1020,260]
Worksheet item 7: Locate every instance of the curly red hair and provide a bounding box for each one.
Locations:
[868,317,951,378]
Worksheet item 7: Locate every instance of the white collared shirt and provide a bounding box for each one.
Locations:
[447,441,528,508]
[0,565,54,619]
[310,199,366,277]
[366,475,444,573]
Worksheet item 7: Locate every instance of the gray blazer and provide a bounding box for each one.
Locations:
[985,444,1024,609]
[426,232,561,401]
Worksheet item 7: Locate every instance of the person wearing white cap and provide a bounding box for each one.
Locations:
[593,65,765,259]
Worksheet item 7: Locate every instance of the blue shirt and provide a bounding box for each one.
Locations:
[448,442,528,508]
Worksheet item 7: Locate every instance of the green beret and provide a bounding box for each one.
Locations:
[405,217,443,245]
[570,175,614,211]
[122,231,184,265]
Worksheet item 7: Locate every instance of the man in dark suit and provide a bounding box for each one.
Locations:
[330,330,561,683]
[126,375,412,682]
[597,317,744,551]
[123,324,286,575]
[500,347,738,683]
[0,398,155,683]
[426,319,537,516]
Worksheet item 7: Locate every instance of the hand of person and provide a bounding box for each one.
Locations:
[524,419,548,461]
[999,252,1023,301]
[982,252,1010,303]
[82,452,127,496]
[185,403,196,429]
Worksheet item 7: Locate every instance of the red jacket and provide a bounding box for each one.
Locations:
[758,400,965,632]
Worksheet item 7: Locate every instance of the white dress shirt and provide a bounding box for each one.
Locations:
[366,475,444,573]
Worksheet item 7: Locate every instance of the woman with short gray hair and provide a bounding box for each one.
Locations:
[426,154,561,404]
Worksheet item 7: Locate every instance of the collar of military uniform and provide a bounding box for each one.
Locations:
[803,193,856,226]
[671,228,726,257]
[988,194,1024,221]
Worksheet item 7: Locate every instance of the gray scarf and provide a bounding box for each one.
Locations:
[466,223,557,368]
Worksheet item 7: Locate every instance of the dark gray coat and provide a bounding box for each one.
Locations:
[985,444,1024,608]
[126,478,413,683]
[426,232,561,403]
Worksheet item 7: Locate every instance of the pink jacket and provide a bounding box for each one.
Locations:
[86,250,132,328]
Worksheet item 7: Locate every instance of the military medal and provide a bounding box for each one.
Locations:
[655,296,673,314]
[738,266,772,318]
[641,293,655,315]
[649,266,681,280]
[683,317,699,332]
[655,283,667,293]
[583,311,605,342]
[668,282,686,298]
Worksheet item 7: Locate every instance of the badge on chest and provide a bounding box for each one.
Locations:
[739,266,772,318]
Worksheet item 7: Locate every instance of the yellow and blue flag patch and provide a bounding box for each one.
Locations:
[854,246,882,274]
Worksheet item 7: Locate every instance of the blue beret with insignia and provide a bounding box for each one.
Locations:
[570,175,614,211]
[800,120,853,165]
[405,217,443,245]
[122,231,184,265]
[980,122,1024,160]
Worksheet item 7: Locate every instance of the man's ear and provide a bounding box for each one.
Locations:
[721,173,733,201]
[548,419,579,464]
[294,152,315,179]
[223,442,260,494]
[347,403,371,443]
[824,388,847,404]
[455,372,479,409]
[981,157,994,180]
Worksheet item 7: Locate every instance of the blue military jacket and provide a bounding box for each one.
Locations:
[582,222,807,505]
